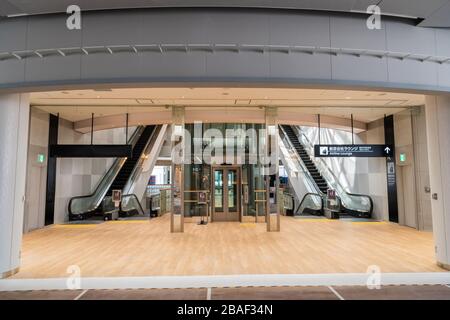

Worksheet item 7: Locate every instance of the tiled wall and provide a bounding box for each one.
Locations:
[302,111,432,229]
[392,108,432,231]
[25,107,136,228]
[410,107,433,231]
[360,119,389,221]
[24,108,49,232]
[54,119,135,223]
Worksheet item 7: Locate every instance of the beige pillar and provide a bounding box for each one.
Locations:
[0,94,30,278]
[171,107,185,233]
[425,96,450,270]
[265,107,280,232]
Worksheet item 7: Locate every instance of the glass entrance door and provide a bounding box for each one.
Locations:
[213,167,241,221]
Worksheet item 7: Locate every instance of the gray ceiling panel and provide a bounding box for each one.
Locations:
[379,0,449,18]
[1,0,449,26]
[417,1,450,27]
[0,0,20,16]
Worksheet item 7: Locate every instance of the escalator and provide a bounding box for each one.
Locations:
[282,125,329,194]
[107,126,155,196]
[68,125,158,220]
[279,125,373,219]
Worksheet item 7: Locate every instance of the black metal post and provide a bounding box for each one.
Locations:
[45,113,59,226]
[125,113,129,144]
[384,114,399,223]
[90,113,94,145]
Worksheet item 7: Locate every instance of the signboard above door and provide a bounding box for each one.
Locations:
[314,145,394,158]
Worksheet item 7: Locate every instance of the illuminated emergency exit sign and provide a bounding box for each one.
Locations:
[314,145,394,158]
[37,153,46,163]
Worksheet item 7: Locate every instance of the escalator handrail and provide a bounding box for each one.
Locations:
[122,125,161,195]
[343,192,374,215]
[279,125,325,196]
[68,158,127,215]
[295,192,324,215]
[68,126,145,216]
[120,193,146,215]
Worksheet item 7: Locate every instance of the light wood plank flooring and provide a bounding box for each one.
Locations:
[12,215,444,279]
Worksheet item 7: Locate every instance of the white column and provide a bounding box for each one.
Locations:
[0,93,30,278]
[265,107,280,232]
[171,107,185,233]
[425,95,450,270]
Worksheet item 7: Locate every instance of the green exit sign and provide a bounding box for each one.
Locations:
[37,154,45,164]
[399,153,406,163]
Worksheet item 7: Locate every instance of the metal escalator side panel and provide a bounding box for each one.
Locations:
[278,126,324,216]
[120,194,146,217]
[122,124,168,205]
[291,125,374,219]
[106,125,156,196]
[68,126,145,220]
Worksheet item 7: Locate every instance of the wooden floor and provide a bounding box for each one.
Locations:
[12,215,444,279]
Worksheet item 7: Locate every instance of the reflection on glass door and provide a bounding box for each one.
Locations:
[214,170,224,213]
[227,170,238,213]
[213,167,240,221]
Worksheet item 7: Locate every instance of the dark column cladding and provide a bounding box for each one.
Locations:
[44,114,58,225]
[384,115,399,223]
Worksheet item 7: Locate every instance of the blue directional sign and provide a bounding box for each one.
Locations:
[314,144,394,158]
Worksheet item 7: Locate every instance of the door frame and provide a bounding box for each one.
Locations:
[211,165,242,222]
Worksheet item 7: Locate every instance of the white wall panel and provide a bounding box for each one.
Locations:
[387,59,438,86]
[269,52,332,79]
[0,93,30,277]
[436,29,450,88]
[425,95,450,269]
[82,11,142,47]
[0,9,449,92]
[25,55,82,82]
[206,51,270,78]
[26,14,82,49]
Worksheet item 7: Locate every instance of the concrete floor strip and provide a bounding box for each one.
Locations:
[328,286,345,300]
[1,273,450,292]
[74,289,88,300]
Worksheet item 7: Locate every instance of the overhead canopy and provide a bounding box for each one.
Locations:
[1,0,450,27]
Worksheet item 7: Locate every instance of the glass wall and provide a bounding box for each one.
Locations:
[183,123,266,219]
[184,163,211,217]
[242,163,266,219]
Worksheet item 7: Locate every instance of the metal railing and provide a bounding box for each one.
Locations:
[120,194,146,216]
[122,125,163,195]
[3,43,450,65]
